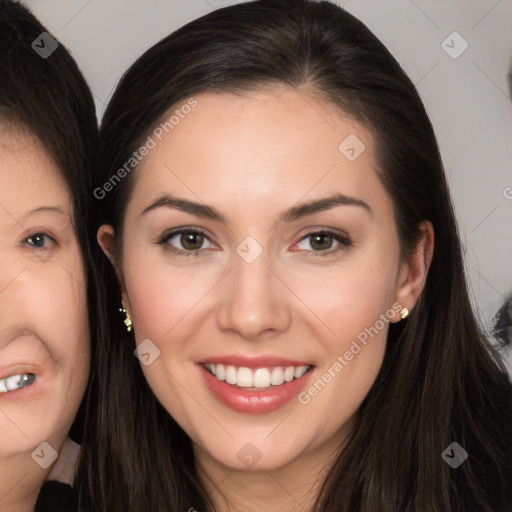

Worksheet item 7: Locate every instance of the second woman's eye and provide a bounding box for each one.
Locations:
[22,232,56,249]
[158,229,216,255]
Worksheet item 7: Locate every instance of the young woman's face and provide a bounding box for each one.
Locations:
[105,88,421,472]
[0,129,90,464]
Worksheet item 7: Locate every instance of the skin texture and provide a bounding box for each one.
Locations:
[0,128,90,512]
[99,87,433,511]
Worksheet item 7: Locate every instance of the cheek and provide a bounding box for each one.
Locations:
[124,247,218,341]
[36,258,90,386]
[297,248,398,343]
[0,255,90,456]
[43,252,90,360]
[295,249,398,421]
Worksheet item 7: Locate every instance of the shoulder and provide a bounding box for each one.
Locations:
[35,480,78,512]
[35,437,81,512]
[48,437,81,486]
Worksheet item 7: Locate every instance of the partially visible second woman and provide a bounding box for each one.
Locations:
[0,1,99,511]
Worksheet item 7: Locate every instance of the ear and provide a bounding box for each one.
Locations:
[97,224,130,311]
[390,220,434,323]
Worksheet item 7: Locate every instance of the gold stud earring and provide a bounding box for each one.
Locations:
[119,306,133,332]
[400,307,409,320]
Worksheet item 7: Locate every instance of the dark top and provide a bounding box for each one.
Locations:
[34,481,77,512]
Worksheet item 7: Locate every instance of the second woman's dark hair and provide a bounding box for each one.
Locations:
[78,1,512,511]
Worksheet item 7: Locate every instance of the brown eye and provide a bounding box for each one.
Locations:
[309,233,334,251]
[180,232,205,250]
[158,228,215,255]
[296,230,351,256]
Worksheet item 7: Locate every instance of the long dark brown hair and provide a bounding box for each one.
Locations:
[78,1,512,510]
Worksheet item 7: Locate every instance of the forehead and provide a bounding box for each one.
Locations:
[0,127,71,215]
[128,87,390,220]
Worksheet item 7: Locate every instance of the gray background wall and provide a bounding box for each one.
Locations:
[25,0,512,372]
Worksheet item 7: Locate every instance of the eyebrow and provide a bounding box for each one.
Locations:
[19,206,69,222]
[140,192,372,224]
[29,206,67,216]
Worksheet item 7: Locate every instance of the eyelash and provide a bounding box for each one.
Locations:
[157,227,351,257]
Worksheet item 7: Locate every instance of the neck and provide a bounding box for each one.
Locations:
[194,433,346,512]
[0,453,49,512]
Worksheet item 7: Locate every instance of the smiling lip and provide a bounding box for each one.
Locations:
[197,355,313,368]
[0,335,48,401]
[0,370,43,402]
[197,355,315,414]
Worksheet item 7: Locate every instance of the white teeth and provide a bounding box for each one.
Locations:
[213,364,226,380]
[295,366,308,378]
[0,373,36,393]
[253,368,271,388]
[284,366,295,382]
[270,367,285,385]
[237,367,253,387]
[225,365,237,385]
[204,363,310,388]
[216,364,225,380]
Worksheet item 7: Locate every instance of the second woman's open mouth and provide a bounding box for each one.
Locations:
[0,373,36,393]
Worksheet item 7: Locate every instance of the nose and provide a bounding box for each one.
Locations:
[0,244,29,320]
[216,251,292,340]
[0,243,25,291]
